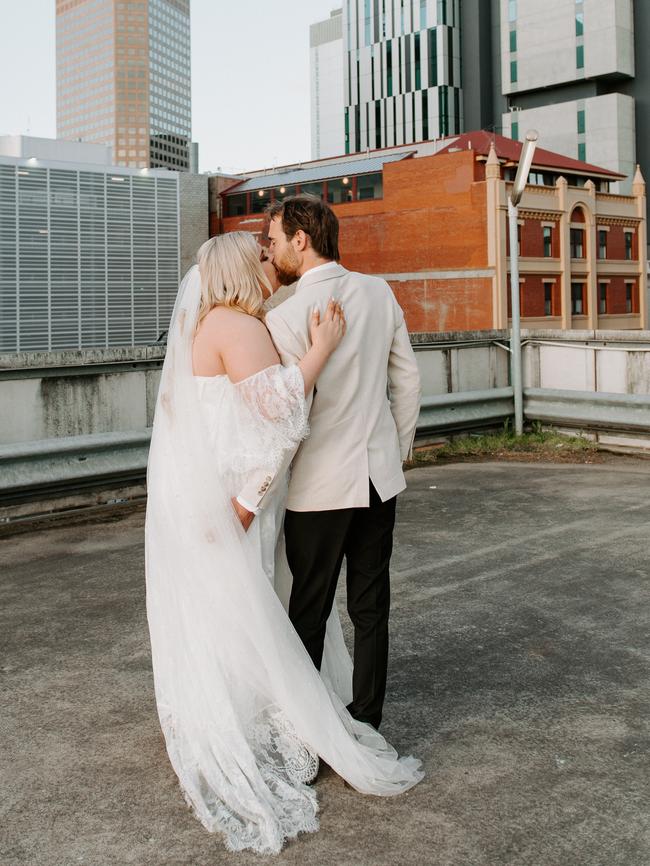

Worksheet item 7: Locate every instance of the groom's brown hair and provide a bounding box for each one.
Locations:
[266,195,340,262]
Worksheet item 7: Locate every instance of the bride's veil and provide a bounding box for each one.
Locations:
[145,266,422,855]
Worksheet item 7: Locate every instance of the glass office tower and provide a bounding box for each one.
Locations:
[56,0,191,170]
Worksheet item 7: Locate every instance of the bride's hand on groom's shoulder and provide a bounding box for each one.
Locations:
[310,299,346,357]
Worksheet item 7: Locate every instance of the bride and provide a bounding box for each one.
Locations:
[145,232,423,855]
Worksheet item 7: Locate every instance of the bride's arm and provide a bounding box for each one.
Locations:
[218,301,344,396]
[204,312,286,530]
[219,304,344,529]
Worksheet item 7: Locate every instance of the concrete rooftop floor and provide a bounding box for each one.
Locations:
[2,461,650,866]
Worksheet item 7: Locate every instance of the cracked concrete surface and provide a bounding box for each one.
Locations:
[2,461,650,866]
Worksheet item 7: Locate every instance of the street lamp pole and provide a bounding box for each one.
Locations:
[509,130,538,435]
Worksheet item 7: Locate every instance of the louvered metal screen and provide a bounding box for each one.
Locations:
[0,162,180,353]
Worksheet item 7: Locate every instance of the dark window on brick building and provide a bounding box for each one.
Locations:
[274,186,297,201]
[357,172,383,200]
[544,283,553,316]
[598,230,607,259]
[327,177,354,204]
[225,193,247,217]
[599,283,607,314]
[543,226,552,257]
[251,188,271,213]
[570,228,584,258]
[529,171,553,186]
[571,282,585,315]
[624,231,633,260]
[300,182,325,199]
[626,283,633,313]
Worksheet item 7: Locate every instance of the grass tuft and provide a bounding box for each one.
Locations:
[408,422,599,467]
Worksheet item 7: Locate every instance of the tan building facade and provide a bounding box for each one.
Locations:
[56,0,191,171]
[484,145,648,332]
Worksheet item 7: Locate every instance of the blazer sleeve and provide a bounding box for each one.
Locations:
[265,306,308,367]
[265,305,314,415]
[387,301,422,461]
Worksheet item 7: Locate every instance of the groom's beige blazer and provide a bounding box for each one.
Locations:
[239,262,421,513]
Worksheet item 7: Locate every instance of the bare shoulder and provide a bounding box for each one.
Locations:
[203,305,268,335]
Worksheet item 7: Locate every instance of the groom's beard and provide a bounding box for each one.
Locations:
[273,247,301,286]
[274,266,298,287]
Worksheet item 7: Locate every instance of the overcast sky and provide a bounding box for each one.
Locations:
[0,0,339,173]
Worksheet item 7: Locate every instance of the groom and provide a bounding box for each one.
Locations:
[262,195,420,730]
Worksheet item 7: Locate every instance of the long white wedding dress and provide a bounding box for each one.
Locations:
[145,267,423,855]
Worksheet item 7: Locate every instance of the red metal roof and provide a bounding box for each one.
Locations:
[435,130,625,179]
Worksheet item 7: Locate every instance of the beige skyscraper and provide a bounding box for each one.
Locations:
[56,0,191,171]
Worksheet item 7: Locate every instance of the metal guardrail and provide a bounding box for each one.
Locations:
[417,388,650,439]
[524,388,650,434]
[1,388,649,508]
[0,431,151,504]
[417,388,514,437]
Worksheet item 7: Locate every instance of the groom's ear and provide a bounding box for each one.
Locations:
[292,229,309,252]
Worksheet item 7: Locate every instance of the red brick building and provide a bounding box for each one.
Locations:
[211,132,648,332]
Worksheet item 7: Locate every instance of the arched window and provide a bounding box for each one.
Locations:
[570,207,587,259]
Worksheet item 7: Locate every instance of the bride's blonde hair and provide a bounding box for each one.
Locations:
[196,232,271,323]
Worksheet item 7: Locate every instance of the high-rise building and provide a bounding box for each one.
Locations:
[498,0,645,195]
[56,0,192,171]
[342,0,462,153]
[310,9,345,160]
[311,0,649,246]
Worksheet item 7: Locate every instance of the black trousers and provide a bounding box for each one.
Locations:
[285,481,397,730]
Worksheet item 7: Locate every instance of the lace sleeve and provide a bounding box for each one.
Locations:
[228,364,309,477]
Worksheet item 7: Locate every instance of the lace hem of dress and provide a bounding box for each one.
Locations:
[162,705,321,856]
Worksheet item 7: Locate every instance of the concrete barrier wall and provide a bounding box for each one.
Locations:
[1,331,649,519]
[412,330,511,397]
[412,328,650,398]
[521,329,650,395]
[2,331,650,449]
[0,347,165,446]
